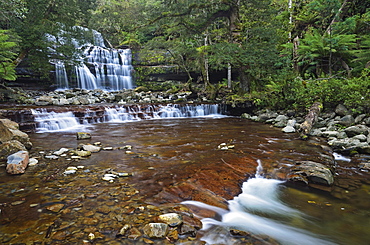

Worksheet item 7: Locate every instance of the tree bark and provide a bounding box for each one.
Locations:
[298,102,323,139]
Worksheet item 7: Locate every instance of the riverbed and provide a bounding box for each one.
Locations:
[1,116,369,244]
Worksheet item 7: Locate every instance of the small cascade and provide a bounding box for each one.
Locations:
[183,160,336,245]
[31,109,87,133]
[55,61,69,89]
[31,104,226,132]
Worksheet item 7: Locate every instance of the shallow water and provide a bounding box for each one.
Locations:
[1,117,369,244]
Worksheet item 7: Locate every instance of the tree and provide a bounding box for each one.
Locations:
[2,0,97,79]
[0,30,18,82]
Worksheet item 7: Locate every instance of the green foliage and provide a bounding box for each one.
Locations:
[0,30,18,81]
[261,69,370,111]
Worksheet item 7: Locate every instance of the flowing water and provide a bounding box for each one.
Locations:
[52,28,134,91]
[0,107,369,244]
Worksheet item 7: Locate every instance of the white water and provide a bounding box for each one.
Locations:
[31,104,225,132]
[183,160,337,245]
[31,109,87,133]
[52,28,134,91]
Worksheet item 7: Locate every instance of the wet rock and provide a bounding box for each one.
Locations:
[54,147,69,155]
[288,161,334,186]
[143,223,169,238]
[282,125,295,133]
[77,132,91,140]
[72,150,91,157]
[359,162,370,170]
[46,203,65,213]
[28,157,38,166]
[118,224,131,236]
[0,140,27,162]
[127,227,142,240]
[158,213,183,226]
[82,144,101,153]
[6,150,29,175]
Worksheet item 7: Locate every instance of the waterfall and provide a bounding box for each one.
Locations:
[183,160,336,245]
[31,104,226,132]
[52,28,134,91]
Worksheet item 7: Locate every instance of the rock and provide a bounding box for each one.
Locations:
[344,125,369,137]
[364,117,370,126]
[6,151,29,175]
[118,224,131,236]
[0,140,27,162]
[143,223,169,238]
[0,118,19,130]
[335,104,350,116]
[54,148,70,155]
[158,213,183,227]
[282,126,295,133]
[353,134,367,142]
[46,203,65,213]
[82,144,101,153]
[321,131,340,138]
[127,227,142,240]
[73,150,91,157]
[359,162,370,170]
[257,111,278,122]
[355,114,367,124]
[274,115,289,127]
[339,115,355,126]
[288,161,334,186]
[0,120,14,143]
[77,132,91,140]
[8,128,32,149]
[28,158,38,166]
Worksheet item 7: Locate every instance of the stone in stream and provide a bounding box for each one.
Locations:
[143,223,169,238]
[0,140,27,161]
[81,144,101,153]
[76,132,91,140]
[288,161,334,187]
[6,151,29,175]
[158,213,183,227]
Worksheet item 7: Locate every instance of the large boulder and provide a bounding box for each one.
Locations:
[0,119,32,149]
[288,161,334,187]
[0,140,27,162]
[6,151,29,175]
[0,120,14,143]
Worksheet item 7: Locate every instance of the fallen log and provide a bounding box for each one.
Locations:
[298,101,323,139]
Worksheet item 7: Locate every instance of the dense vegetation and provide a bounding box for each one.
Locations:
[1,0,369,111]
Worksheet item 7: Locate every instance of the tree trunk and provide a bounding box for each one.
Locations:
[298,102,323,139]
[238,67,250,92]
[227,63,232,88]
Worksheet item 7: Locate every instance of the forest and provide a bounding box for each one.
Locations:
[1,0,370,111]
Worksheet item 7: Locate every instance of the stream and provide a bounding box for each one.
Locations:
[0,109,369,244]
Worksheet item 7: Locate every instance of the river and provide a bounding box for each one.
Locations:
[0,114,369,244]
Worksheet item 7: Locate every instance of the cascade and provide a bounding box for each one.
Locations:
[53,28,134,91]
[183,160,336,245]
[31,109,88,132]
[31,104,225,132]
